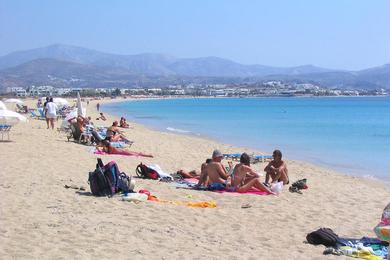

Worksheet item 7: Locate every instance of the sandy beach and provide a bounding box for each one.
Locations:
[0,97,389,260]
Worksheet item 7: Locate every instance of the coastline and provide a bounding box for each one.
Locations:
[102,96,390,185]
[0,97,389,259]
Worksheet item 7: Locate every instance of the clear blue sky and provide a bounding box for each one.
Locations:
[1,0,389,70]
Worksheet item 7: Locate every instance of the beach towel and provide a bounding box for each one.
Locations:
[174,178,271,195]
[146,164,173,181]
[122,192,216,208]
[94,149,152,158]
[148,195,216,208]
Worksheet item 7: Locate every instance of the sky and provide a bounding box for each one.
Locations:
[0,0,390,70]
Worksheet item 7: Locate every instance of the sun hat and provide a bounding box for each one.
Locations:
[212,149,223,159]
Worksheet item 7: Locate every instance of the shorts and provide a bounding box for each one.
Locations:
[46,113,57,119]
[207,182,226,191]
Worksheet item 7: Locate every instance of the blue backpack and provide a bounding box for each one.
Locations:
[89,159,133,196]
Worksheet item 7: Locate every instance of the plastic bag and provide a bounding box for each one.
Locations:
[270,181,283,194]
[122,193,148,202]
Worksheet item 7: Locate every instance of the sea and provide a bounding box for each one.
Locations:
[103,97,390,182]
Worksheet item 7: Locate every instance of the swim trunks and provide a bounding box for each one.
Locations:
[207,183,226,191]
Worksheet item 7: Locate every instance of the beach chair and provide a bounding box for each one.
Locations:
[16,104,28,113]
[30,110,45,120]
[38,108,45,119]
[79,127,93,145]
[223,153,273,164]
[0,125,12,141]
[252,155,273,163]
[223,153,242,161]
[67,122,82,142]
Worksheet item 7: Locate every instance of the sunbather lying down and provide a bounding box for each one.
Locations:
[177,159,212,179]
[97,140,153,157]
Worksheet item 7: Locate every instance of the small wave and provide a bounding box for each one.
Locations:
[135,115,162,119]
[362,174,379,180]
[166,127,190,134]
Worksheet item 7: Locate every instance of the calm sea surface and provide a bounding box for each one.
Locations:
[103,97,390,182]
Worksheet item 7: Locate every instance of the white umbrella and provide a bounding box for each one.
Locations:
[0,109,27,126]
[77,92,85,117]
[4,98,23,104]
[0,101,7,110]
[64,108,86,122]
[53,97,69,106]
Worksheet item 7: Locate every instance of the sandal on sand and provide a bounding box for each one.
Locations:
[241,203,252,209]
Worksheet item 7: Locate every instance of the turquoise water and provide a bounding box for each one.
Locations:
[103,97,390,181]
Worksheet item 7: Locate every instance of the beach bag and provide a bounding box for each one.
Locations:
[374,203,390,242]
[135,163,159,180]
[289,179,308,194]
[117,172,135,193]
[88,163,113,197]
[103,161,120,193]
[306,228,339,247]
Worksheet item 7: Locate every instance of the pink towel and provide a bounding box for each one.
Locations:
[182,178,271,195]
[94,150,152,158]
[214,189,270,195]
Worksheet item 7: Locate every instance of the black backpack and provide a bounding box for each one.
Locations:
[306,228,339,247]
[88,159,114,197]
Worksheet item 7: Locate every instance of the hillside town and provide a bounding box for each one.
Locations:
[2,81,388,98]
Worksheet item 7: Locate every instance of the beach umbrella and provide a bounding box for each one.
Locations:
[4,98,23,104]
[53,97,69,106]
[64,107,86,122]
[0,101,7,110]
[0,109,27,125]
[77,92,85,117]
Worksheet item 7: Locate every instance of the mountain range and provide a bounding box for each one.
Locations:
[0,44,389,90]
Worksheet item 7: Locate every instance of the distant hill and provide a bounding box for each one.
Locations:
[0,44,334,77]
[0,58,180,88]
[0,44,389,90]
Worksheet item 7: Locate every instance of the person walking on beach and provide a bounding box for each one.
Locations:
[43,97,50,128]
[231,153,275,194]
[45,97,58,130]
[96,102,100,111]
[264,149,289,185]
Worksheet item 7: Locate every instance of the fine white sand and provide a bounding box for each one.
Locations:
[0,98,389,259]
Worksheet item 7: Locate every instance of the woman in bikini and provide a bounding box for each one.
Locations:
[231,153,275,194]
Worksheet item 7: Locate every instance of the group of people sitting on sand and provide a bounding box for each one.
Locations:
[178,149,288,194]
[67,113,153,157]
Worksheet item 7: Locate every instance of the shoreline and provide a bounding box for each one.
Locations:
[102,96,390,185]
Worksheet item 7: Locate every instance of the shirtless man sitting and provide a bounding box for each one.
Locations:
[197,149,230,189]
[264,149,289,185]
[231,153,275,194]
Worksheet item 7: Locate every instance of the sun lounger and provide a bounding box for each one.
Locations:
[223,153,272,163]
[0,124,12,141]
[16,104,28,113]
[30,110,45,120]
